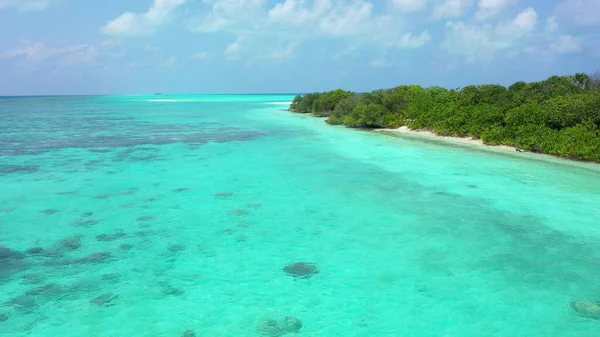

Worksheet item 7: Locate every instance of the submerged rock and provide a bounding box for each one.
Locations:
[256,316,303,336]
[115,189,137,195]
[281,316,302,333]
[26,283,65,297]
[40,209,59,215]
[91,293,118,307]
[181,330,196,337]
[78,252,112,264]
[25,247,45,255]
[256,320,280,336]
[120,244,134,251]
[73,218,98,227]
[21,273,46,285]
[0,165,38,174]
[101,273,120,281]
[229,209,249,216]
[60,235,82,250]
[215,191,233,197]
[173,188,189,193]
[0,246,25,260]
[5,295,38,313]
[163,286,185,297]
[283,262,319,279]
[137,215,154,222]
[168,244,186,253]
[96,232,126,242]
[0,313,8,323]
[571,301,600,319]
[56,190,78,196]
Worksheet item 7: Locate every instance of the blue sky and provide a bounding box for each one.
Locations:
[0,0,599,95]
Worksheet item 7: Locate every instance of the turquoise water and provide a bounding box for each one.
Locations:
[1,95,600,336]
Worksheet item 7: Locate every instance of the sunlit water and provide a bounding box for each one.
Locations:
[1,95,600,336]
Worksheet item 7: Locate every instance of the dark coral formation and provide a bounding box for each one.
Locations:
[283,262,319,279]
[73,218,99,227]
[571,301,600,319]
[215,192,233,197]
[0,164,39,174]
[25,247,45,255]
[120,244,134,251]
[181,329,196,337]
[77,252,112,264]
[60,235,82,250]
[229,209,250,216]
[256,316,303,336]
[56,190,78,195]
[0,246,27,279]
[97,232,126,242]
[167,244,186,253]
[91,293,118,307]
[21,274,46,285]
[137,215,154,222]
[0,246,25,260]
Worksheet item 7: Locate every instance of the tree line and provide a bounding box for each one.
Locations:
[289,73,600,162]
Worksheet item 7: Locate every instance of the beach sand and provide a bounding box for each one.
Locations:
[376,126,517,152]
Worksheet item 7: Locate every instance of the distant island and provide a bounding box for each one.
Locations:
[288,73,600,163]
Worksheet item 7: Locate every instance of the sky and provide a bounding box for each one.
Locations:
[0,0,599,95]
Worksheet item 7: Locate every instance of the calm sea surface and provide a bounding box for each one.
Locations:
[1,95,600,336]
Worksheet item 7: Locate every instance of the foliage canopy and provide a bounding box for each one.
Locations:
[288,73,600,162]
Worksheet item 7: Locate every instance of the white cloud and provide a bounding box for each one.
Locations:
[555,0,600,26]
[164,56,178,67]
[474,0,516,21]
[495,7,537,37]
[268,0,332,25]
[432,0,473,20]
[1,40,99,66]
[549,34,582,54]
[545,16,559,33]
[441,7,537,62]
[101,39,122,48]
[101,0,187,37]
[60,45,98,65]
[266,42,297,60]
[370,58,395,68]
[144,45,160,52]
[224,37,243,60]
[319,0,374,37]
[398,30,431,48]
[391,0,427,12]
[190,0,427,62]
[191,51,210,60]
[193,0,267,32]
[0,0,51,11]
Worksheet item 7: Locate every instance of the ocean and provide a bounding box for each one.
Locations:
[1,95,600,336]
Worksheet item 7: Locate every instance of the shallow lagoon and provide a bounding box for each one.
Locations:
[1,95,600,336]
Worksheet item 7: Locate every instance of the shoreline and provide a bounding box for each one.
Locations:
[376,126,517,152]
[374,126,600,171]
[278,107,600,172]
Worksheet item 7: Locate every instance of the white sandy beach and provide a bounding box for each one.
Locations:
[376,126,517,152]
[268,101,293,105]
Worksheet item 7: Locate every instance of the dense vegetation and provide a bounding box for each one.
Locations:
[289,73,600,162]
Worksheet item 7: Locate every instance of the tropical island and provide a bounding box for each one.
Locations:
[288,73,600,163]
